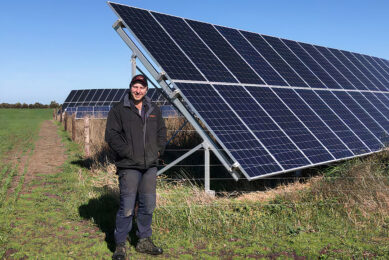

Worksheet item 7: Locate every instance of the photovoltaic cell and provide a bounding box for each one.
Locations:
[71,90,83,103]
[91,89,104,102]
[109,3,205,81]
[241,31,308,87]
[272,88,352,159]
[77,90,90,103]
[348,92,389,135]
[329,48,376,90]
[382,59,389,70]
[281,39,341,89]
[151,12,237,83]
[340,51,386,91]
[113,89,126,102]
[372,93,389,110]
[316,90,382,151]
[361,92,389,121]
[296,89,369,155]
[186,19,264,84]
[358,54,389,91]
[332,91,388,143]
[176,82,283,177]
[262,35,325,88]
[314,46,365,90]
[103,89,118,106]
[215,26,287,86]
[373,57,389,75]
[299,42,355,90]
[213,84,309,170]
[83,90,96,106]
[247,86,334,164]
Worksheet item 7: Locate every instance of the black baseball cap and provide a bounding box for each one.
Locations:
[130,74,148,87]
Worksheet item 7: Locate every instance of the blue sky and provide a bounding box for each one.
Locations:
[1,0,388,104]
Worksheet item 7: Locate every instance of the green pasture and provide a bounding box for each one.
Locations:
[0,109,388,259]
[0,109,51,160]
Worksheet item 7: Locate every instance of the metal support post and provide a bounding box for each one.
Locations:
[203,141,215,195]
[131,54,137,77]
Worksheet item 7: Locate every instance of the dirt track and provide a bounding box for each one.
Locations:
[8,120,67,195]
[25,120,67,184]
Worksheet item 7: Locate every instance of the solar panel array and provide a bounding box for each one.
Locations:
[109,2,389,180]
[62,88,165,111]
[65,106,111,119]
[62,88,178,118]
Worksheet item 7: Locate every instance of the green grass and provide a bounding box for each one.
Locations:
[0,109,51,160]
[0,110,388,258]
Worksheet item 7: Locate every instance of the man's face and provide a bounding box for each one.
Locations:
[131,83,148,101]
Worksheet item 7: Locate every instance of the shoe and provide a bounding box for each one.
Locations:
[112,242,126,260]
[136,237,163,255]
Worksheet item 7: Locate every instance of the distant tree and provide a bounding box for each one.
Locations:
[0,102,54,109]
[32,102,47,108]
[49,101,60,108]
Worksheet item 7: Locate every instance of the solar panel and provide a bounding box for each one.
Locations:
[109,2,389,180]
[62,88,176,118]
[63,88,166,109]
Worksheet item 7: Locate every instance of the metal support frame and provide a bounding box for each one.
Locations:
[157,141,215,195]
[157,143,203,175]
[131,54,137,77]
[112,20,241,188]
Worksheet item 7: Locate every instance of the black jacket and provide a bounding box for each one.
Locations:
[105,94,167,170]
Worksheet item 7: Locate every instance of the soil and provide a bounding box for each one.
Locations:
[24,120,67,184]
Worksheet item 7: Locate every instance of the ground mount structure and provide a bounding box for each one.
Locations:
[107,2,389,191]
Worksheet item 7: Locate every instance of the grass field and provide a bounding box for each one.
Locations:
[0,109,51,159]
[0,109,52,257]
[0,109,388,258]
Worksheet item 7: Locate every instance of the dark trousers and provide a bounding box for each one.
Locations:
[114,167,157,244]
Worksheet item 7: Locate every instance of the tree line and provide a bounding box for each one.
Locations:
[0,101,60,109]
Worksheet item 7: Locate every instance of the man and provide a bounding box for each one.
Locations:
[105,74,167,260]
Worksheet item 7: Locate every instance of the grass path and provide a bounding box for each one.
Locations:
[1,120,110,259]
